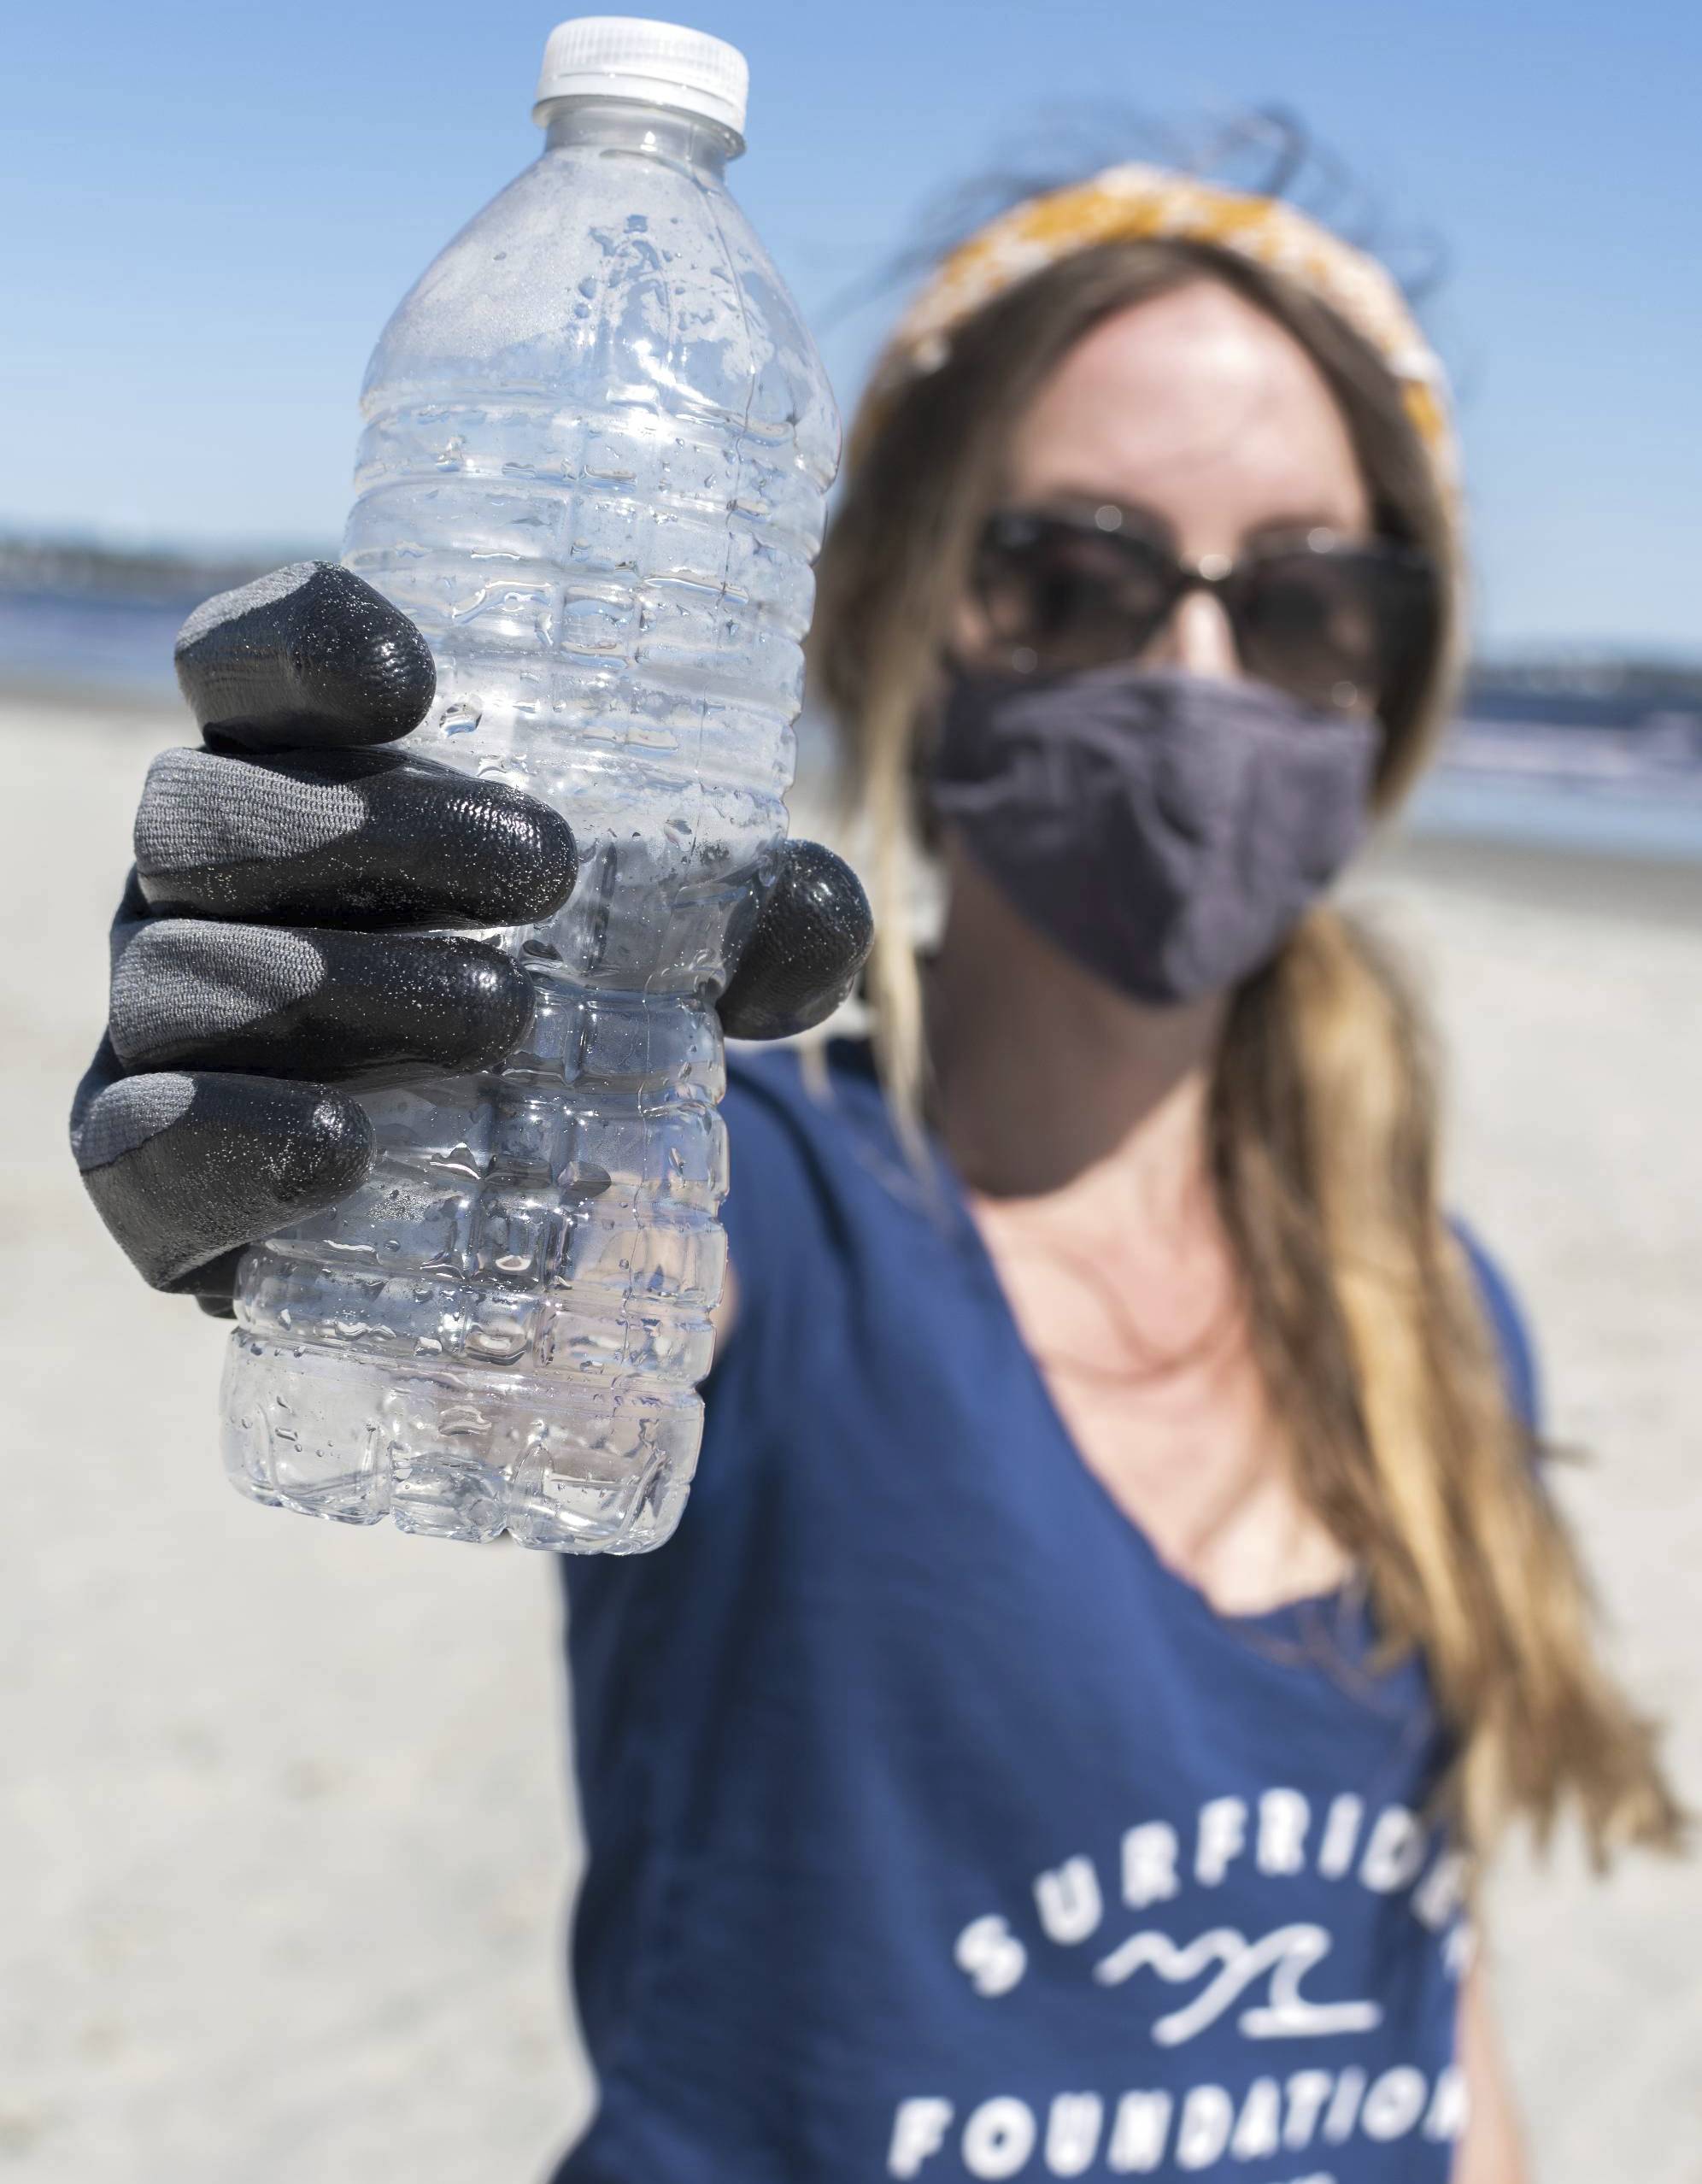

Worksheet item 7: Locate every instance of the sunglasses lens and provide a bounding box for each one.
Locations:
[1239,549,1435,711]
[974,515,1438,708]
[976,519,1174,673]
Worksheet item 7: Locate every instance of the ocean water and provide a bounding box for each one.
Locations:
[6,586,1702,861]
[0,585,195,700]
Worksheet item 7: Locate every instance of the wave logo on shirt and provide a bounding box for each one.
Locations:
[950,1787,1470,2036]
[885,1787,1472,2178]
[1089,1923,1380,2047]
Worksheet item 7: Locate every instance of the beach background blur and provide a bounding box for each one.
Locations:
[3,0,1699,2178]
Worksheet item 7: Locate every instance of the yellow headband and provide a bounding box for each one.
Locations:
[858,162,1457,495]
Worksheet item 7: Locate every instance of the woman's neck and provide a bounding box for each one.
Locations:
[924,848,1343,1616]
[924,845,1226,1215]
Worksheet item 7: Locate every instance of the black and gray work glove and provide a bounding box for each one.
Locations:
[71,562,872,1315]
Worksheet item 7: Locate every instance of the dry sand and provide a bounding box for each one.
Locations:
[1,693,1697,2182]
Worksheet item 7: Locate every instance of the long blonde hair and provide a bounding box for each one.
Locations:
[810,236,1681,1859]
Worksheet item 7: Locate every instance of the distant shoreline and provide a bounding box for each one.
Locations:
[9,680,1702,872]
[3,545,1699,698]
[0,537,332,608]
[6,567,1701,866]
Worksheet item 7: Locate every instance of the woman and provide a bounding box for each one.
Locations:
[76,161,1679,2181]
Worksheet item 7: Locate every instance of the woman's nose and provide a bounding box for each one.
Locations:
[1153,588,1241,678]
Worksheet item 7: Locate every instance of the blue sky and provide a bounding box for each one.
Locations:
[2,0,1696,650]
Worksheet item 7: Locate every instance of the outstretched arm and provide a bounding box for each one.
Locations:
[1453,1964,1529,2183]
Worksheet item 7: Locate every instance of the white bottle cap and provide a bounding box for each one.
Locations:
[533,16,749,137]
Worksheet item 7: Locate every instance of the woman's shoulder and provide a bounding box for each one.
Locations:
[721,1034,892,1194]
[718,1035,913,1300]
[725,1031,882,1130]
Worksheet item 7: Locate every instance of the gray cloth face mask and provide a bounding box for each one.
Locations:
[928,663,1380,1004]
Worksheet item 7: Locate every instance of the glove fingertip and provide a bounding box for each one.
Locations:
[79,1071,378,1294]
[285,1083,378,1206]
[447,948,538,1073]
[467,790,579,925]
[297,567,437,746]
[525,803,579,921]
[176,563,435,752]
[719,966,861,1044]
[719,839,872,1042]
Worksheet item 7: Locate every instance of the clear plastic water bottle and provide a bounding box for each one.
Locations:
[220,17,839,1552]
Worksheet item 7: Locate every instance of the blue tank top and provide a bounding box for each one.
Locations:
[552,1040,1538,2184]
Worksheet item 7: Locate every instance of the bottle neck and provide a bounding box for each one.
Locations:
[539,97,740,180]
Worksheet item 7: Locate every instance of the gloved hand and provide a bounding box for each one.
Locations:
[71,562,872,1315]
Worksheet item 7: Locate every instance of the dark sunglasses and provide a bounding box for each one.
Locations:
[971,504,1439,713]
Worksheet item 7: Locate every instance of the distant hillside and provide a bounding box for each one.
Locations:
[1464,658,1702,733]
[2,532,1699,720]
[0,535,334,608]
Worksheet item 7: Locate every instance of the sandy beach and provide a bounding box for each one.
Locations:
[2,690,1698,2182]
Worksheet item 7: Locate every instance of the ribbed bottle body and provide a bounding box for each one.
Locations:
[220,109,837,1550]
